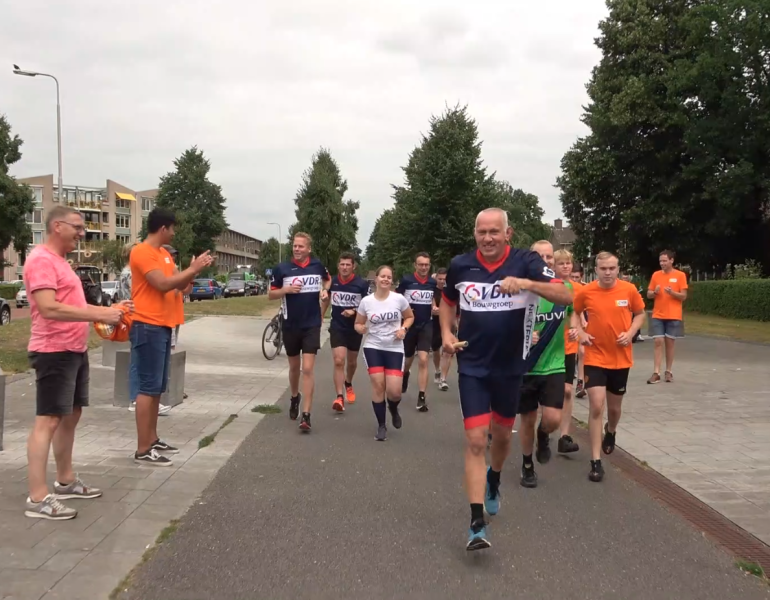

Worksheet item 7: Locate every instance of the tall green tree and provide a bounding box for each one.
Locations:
[154,147,228,265]
[260,237,282,274]
[490,181,553,248]
[290,148,359,273]
[97,239,130,275]
[558,0,770,275]
[0,115,34,267]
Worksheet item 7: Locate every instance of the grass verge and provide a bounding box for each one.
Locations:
[198,413,238,449]
[109,519,181,600]
[0,318,102,374]
[252,404,282,414]
[684,311,770,344]
[735,559,767,581]
[184,296,279,317]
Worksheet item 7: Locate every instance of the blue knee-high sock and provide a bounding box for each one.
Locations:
[372,401,386,425]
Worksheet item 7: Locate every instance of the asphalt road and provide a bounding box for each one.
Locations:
[121,347,769,600]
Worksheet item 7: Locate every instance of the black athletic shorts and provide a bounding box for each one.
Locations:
[584,365,630,396]
[518,373,565,414]
[564,353,577,384]
[282,326,321,357]
[404,321,432,358]
[329,328,363,352]
[430,317,457,352]
[28,351,90,416]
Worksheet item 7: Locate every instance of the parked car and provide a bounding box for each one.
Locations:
[16,284,28,308]
[224,280,248,298]
[190,279,223,301]
[245,280,258,296]
[101,280,119,303]
[0,298,10,326]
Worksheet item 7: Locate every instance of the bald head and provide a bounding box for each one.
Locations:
[474,207,512,262]
[475,208,508,231]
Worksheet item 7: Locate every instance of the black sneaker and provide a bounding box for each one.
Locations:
[535,427,551,464]
[602,423,616,455]
[388,404,402,429]
[520,463,538,488]
[401,371,410,394]
[289,394,301,421]
[151,439,179,454]
[575,380,586,399]
[134,448,173,467]
[299,412,311,432]
[589,459,605,482]
[375,424,388,441]
[416,394,428,412]
[558,434,579,453]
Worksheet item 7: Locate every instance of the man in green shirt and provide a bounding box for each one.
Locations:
[518,241,577,489]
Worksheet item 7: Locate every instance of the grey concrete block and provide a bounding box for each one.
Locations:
[113,349,186,408]
[102,340,130,367]
[0,372,5,451]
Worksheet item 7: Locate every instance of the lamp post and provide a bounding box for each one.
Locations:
[13,65,63,203]
[267,222,282,264]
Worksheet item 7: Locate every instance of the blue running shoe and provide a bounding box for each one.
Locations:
[466,521,491,551]
[484,467,501,516]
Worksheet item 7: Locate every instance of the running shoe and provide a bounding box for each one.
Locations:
[602,423,616,455]
[401,371,410,394]
[289,394,301,421]
[520,463,538,488]
[484,467,501,516]
[299,412,312,432]
[152,439,179,454]
[665,371,674,383]
[647,373,661,384]
[535,427,552,464]
[575,379,586,399]
[25,495,77,520]
[332,395,345,412]
[345,383,356,403]
[433,371,441,385]
[589,459,605,482]
[416,395,428,412]
[375,424,388,441]
[158,403,172,416]
[558,434,579,453]
[438,379,449,391]
[388,403,402,429]
[53,476,102,500]
[466,520,491,551]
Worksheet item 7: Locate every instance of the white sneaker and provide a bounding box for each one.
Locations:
[158,404,172,416]
[128,402,136,412]
[433,371,441,384]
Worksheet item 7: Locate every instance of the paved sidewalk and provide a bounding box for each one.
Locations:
[0,316,315,600]
[118,347,769,600]
[573,336,770,545]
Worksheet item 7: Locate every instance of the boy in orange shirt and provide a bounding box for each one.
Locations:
[574,252,645,483]
[130,209,212,466]
[646,249,688,384]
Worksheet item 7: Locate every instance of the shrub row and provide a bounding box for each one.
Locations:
[0,284,20,301]
[687,280,770,322]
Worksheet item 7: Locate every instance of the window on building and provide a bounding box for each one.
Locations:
[32,231,43,245]
[115,214,131,228]
[115,199,131,209]
[31,187,43,204]
[67,189,76,201]
[26,208,43,224]
[117,234,130,245]
[141,196,153,211]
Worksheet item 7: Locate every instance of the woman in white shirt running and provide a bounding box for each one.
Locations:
[355,265,414,441]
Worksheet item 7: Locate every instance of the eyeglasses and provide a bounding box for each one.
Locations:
[56,220,85,233]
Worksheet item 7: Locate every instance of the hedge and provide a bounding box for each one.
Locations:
[0,284,20,301]
[687,280,770,322]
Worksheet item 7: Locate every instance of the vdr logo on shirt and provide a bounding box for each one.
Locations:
[370,311,401,323]
[458,281,531,312]
[284,275,322,293]
[408,290,434,305]
[331,291,362,307]
[616,299,629,307]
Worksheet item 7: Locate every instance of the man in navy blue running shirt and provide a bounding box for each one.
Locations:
[269,232,331,432]
[321,252,369,413]
[439,208,573,551]
[396,252,437,412]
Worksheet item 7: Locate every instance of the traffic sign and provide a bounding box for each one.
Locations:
[265,268,272,276]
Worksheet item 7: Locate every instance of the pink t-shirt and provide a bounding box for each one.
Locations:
[24,245,89,353]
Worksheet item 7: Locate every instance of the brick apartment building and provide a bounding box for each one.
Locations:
[1,174,261,281]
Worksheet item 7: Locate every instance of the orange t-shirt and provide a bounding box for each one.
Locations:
[648,269,688,320]
[130,243,176,327]
[564,280,583,355]
[573,280,645,370]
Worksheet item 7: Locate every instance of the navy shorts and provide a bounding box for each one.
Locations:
[458,373,523,430]
[129,322,172,397]
[363,347,404,377]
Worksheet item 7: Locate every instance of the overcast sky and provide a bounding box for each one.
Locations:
[1,0,608,247]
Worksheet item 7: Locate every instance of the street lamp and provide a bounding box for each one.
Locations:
[267,222,282,264]
[12,65,63,203]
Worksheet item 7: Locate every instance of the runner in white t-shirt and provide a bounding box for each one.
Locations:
[355,265,414,441]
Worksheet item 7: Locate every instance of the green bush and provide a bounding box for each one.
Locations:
[687,280,770,321]
[0,284,20,300]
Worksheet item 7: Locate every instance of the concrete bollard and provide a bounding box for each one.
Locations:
[0,369,5,451]
[102,340,131,367]
[113,349,186,408]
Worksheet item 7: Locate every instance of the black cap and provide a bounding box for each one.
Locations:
[162,244,178,256]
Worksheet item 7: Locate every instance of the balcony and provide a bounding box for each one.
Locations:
[115,206,131,215]
[65,200,101,212]
[84,221,102,232]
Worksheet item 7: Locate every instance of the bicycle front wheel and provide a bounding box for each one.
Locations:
[262,319,282,360]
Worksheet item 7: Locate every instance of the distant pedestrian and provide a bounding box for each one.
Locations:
[24,206,128,520]
[647,250,688,383]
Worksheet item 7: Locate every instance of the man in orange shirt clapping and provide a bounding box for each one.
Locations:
[573,252,645,483]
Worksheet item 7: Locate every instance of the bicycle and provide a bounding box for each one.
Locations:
[262,311,284,360]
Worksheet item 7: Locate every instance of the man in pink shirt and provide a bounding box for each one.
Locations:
[24,206,128,520]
